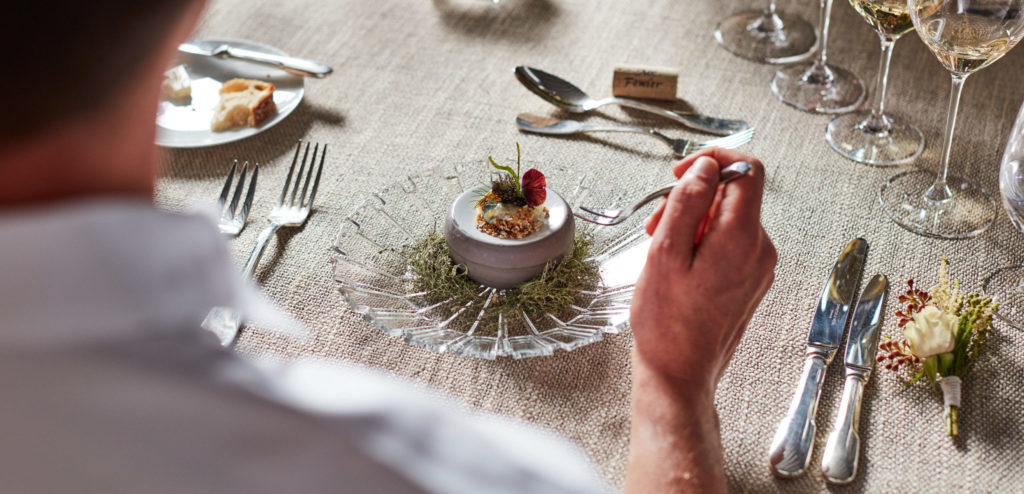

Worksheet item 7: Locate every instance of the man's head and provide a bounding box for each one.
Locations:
[0,1,203,206]
[1,1,202,148]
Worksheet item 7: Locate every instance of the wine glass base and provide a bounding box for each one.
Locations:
[826,111,924,166]
[982,265,1024,330]
[771,63,865,114]
[879,169,997,239]
[714,9,818,64]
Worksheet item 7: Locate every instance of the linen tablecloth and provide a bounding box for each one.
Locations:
[157,0,1024,490]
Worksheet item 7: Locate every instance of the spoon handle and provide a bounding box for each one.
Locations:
[603,97,748,136]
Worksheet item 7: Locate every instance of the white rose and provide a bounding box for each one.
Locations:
[902,305,958,358]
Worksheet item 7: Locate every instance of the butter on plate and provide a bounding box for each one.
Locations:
[161,65,192,103]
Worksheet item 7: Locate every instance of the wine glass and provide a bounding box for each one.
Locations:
[880,0,1024,239]
[825,0,924,165]
[771,0,865,113]
[715,1,819,64]
[983,100,1024,329]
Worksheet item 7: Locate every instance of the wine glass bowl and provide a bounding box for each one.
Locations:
[983,101,1024,329]
[880,0,1024,239]
[825,0,924,165]
[771,0,865,113]
[715,3,819,64]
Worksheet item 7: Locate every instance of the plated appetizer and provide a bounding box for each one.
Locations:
[475,151,549,239]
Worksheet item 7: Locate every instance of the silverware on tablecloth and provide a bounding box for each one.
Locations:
[514,66,749,136]
[216,160,259,236]
[821,274,888,484]
[202,141,327,346]
[179,41,333,78]
[516,113,755,157]
[769,238,868,478]
[573,161,752,226]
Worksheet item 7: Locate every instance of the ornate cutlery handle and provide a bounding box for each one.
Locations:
[821,370,868,484]
[769,345,834,478]
[603,97,749,136]
[222,46,333,78]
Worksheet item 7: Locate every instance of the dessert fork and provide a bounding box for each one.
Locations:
[202,140,327,346]
[575,161,752,226]
[517,114,755,157]
[216,160,258,236]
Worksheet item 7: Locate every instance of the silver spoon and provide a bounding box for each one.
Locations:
[514,66,748,136]
[516,114,755,157]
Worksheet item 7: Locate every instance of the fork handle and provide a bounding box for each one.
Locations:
[575,124,678,148]
[603,97,748,136]
[243,223,281,277]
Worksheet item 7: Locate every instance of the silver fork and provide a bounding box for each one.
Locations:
[575,161,752,226]
[216,160,258,236]
[516,114,755,157]
[202,141,327,346]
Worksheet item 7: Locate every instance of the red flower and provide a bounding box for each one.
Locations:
[521,168,546,206]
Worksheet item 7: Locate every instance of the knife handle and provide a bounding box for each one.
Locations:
[226,46,333,78]
[821,370,868,484]
[768,346,832,478]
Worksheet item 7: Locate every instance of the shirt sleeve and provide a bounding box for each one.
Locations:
[255,359,612,494]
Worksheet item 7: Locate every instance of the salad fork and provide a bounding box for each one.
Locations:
[516,114,755,157]
[575,161,752,226]
[216,160,258,236]
[202,140,327,346]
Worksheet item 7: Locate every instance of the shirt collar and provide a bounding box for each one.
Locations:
[0,199,297,350]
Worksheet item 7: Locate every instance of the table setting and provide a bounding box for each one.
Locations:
[156,0,1024,491]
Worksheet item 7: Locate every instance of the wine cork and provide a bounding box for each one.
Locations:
[612,64,678,101]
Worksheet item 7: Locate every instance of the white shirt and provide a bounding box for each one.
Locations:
[0,200,608,494]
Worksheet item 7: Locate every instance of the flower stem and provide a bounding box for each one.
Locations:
[946,405,959,436]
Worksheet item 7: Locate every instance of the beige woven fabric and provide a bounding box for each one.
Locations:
[156,0,1024,491]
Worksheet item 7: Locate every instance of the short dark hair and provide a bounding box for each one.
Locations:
[1,1,198,145]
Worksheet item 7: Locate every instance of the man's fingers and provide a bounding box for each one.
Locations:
[672,147,760,179]
[705,155,766,236]
[650,156,720,263]
[645,199,666,236]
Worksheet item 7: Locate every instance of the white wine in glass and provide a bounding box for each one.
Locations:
[879,0,1024,239]
[715,1,818,64]
[826,0,924,165]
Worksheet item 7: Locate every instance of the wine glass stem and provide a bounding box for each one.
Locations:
[926,73,969,204]
[816,0,834,68]
[865,36,897,130]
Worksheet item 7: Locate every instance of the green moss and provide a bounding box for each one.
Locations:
[400,230,601,334]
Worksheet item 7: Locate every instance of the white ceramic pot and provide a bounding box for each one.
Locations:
[444,189,575,289]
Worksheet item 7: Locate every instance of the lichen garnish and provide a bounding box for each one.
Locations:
[399,230,601,335]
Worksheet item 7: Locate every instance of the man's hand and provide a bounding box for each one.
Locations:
[625,149,776,494]
[632,147,776,394]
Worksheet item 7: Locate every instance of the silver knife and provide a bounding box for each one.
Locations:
[821,274,888,484]
[768,237,868,478]
[179,41,333,78]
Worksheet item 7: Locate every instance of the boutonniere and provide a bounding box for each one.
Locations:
[877,259,997,436]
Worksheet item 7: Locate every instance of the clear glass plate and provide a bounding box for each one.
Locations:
[331,161,652,359]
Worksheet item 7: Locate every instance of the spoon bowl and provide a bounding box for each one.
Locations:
[514,66,749,136]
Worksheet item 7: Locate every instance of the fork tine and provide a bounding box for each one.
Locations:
[218,160,237,207]
[279,141,302,206]
[305,144,326,209]
[239,163,258,225]
[289,142,311,206]
[227,161,249,217]
[298,143,318,207]
[579,205,618,218]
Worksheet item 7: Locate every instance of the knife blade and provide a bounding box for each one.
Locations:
[768,237,868,478]
[821,274,888,484]
[179,41,333,78]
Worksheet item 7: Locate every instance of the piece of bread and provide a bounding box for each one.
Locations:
[210,78,276,131]
[161,65,191,103]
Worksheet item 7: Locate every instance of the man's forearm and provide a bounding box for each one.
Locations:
[625,352,726,494]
